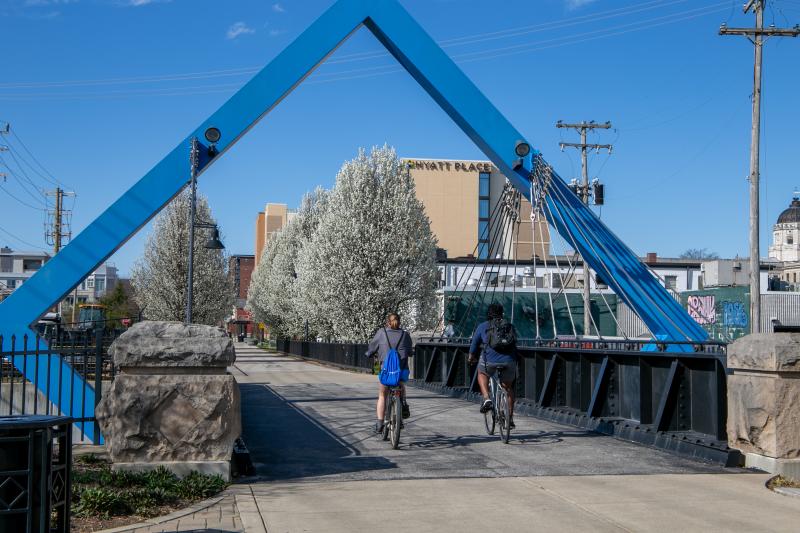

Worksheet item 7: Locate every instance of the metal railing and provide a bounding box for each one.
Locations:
[413,339,736,465]
[276,339,372,372]
[277,337,737,465]
[0,329,124,443]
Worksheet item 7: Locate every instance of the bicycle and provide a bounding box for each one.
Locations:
[480,363,512,444]
[367,354,403,449]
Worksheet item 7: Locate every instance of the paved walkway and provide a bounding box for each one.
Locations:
[104,343,800,532]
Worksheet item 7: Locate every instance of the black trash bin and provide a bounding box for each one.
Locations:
[0,415,72,533]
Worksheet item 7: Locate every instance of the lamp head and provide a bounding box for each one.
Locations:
[205,227,225,250]
[204,127,221,144]
[514,140,531,158]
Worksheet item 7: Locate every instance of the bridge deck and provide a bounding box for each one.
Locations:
[235,345,724,482]
[230,344,800,532]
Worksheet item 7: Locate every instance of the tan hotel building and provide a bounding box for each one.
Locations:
[254,158,549,262]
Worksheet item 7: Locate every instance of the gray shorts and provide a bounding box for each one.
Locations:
[478,356,517,383]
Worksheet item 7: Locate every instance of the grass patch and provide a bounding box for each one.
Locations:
[71,457,228,531]
[767,475,800,490]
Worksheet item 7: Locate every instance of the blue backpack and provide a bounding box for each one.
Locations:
[378,328,404,387]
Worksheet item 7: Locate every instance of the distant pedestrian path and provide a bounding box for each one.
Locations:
[227,343,799,532]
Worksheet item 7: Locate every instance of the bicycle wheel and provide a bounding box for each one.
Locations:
[381,399,390,441]
[483,379,496,435]
[498,389,511,444]
[390,394,402,449]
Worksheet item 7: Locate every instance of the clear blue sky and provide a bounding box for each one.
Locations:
[1,0,799,276]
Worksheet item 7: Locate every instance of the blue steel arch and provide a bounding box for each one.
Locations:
[0,0,706,442]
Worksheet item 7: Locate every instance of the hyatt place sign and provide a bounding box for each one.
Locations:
[405,160,494,173]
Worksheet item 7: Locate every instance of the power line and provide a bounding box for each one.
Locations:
[0,183,47,211]
[0,1,729,100]
[0,151,48,206]
[7,126,66,187]
[0,0,692,91]
[0,223,48,251]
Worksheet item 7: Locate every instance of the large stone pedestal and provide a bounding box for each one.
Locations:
[96,321,240,480]
[727,333,800,479]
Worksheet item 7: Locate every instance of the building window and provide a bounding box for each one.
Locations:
[23,259,42,271]
[1,256,12,273]
[86,278,95,289]
[479,172,490,197]
[6,279,16,289]
[788,234,794,245]
[95,277,106,292]
[664,275,678,291]
[478,172,491,259]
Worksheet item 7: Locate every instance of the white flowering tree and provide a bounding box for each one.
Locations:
[297,146,439,341]
[247,188,330,338]
[131,190,233,326]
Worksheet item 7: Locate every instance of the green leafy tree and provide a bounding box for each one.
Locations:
[98,283,139,330]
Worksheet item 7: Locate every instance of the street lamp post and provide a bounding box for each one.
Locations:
[185,137,224,324]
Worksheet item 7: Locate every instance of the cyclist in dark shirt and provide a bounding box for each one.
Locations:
[366,313,413,433]
[468,303,517,428]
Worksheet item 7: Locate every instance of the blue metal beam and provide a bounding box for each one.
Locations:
[0,0,705,439]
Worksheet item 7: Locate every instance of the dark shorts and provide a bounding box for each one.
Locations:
[478,355,517,383]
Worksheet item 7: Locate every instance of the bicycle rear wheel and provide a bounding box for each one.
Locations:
[483,402,496,435]
[483,378,496,435]
[390,395,402,449]
[498,389,511,444]
[382,399,390,441]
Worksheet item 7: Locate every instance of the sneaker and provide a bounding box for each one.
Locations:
[509,417,515,430]
[480,399,493,413]
[374,420,384,434]
[402,402,411,419]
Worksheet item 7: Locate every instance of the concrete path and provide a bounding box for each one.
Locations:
[227,343,800,532]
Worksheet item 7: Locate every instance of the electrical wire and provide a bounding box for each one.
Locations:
[0,2,730,100]
[0,0,692,90]
[7,128,67,188]
[0,223,48,251]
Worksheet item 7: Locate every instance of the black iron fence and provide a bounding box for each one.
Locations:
[277,337,737,465]
[0,328,125,443]
[413,339,736,464]
[0,415,72,533]
[276,339,372,372]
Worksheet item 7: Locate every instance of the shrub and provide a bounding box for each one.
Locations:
[177,472,227,499]
[144,466,179,491]
[74,488,130,519]
[75,453,104,465]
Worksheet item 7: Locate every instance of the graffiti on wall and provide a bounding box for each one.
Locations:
[722,301,748,328]
[687,295,716,325]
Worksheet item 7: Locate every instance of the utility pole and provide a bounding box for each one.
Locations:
[45,187,76,320]
[557,120,613,337]
[720,0,799,334]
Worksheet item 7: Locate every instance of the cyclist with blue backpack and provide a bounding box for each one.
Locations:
[366,312,413,433]
[468,303,518,429]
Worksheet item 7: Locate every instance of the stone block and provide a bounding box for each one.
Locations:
[110,321,235,369]
[96,373,241,464]
[727,333,800,372]
[727,333,800,462]
[111,461,231,481]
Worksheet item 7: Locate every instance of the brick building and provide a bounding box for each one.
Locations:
[228,254,255,338]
